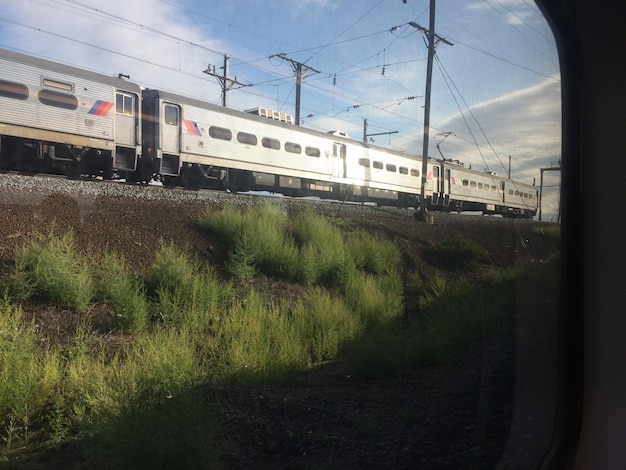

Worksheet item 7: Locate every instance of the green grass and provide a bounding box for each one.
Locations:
[6,228,93,312]
[0,205,559,467]
[421,233,491,270]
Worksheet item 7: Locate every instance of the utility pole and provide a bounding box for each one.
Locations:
[270,53,320,126]
[409,4,453,220]
[203,54,250,107]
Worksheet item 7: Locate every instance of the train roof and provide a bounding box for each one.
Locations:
[0,48,142,93]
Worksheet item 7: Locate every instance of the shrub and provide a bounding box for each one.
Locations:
[0,298,62,452]
[422,234,491,270]
[8,228,93,312]
[346,230,402,274]
[343,272,404,327]
[92,253,149,330]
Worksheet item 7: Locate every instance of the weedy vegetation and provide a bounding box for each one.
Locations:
[0,203,559,468]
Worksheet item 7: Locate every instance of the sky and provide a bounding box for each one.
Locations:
[0,0,562,220]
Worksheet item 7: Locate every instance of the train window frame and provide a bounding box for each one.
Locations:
[116,92,134,117]
[38,89,78,110]
[0,79,29,100]
[373,161,383,170]
[209,126,232,141]
[237,131,257,146]
[386,163,397,172]
[285,142,302,154]
[410,169,420,177]
[164,105,179,126]
[42,78,73,92]
[358,158,370,167]
[262,137,280,150]
[399,166,408,175]
[463,179,469,186]
[305,146,320,158]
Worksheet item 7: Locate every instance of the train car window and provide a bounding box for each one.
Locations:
[164,105,179,125]
[0,79,29,100]
[42,78,73,92]
[38,89,78,110]
[491,185,497,191]
[358,158,370,167]
[411,169,419,177]
[285,142,302,154]
[509,189,514,195]
[386,164,397,172]
[116,93,134,116]
[209,126,232,141]
[478,183,483,189]
[373,161,383,170]
[463,179,469,186]
[305,146,320,157]
[433,167,440,177]
[399,167,408,175]
[262,137,280,150]
[237,132,257,145]
[470,181,477,188]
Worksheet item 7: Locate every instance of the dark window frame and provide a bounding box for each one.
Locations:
[164,105,179,126]
[209,126,232,141]
[38,89,78,110]
[0,79,29,100]
[262,137,280,150]
[237,132,258,145]
[285,142,302,154]
[305,146,320,157]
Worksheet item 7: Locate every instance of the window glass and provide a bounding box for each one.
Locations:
[463,179,469,186]
[164,105,179,125]
[470,181,477,188]
[358,158,370,167]
[305,146,320,157]
[262,137,280,150]
[38,89,78,110]
[386,164,397,172]
[209,126,232,141]
[399,166,408,175]
[285,142,302,154]
[42,78,73,91]
[116,93,134,116]
[411,169,420,177]
[373,161,383,170]
[0,79,28,100]
[237,132,257,145]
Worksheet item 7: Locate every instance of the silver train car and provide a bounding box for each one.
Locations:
[0,48,141,176]
[0,48,538,218]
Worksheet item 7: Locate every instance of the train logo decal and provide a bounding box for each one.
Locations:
[183,119,202,136]
[88,100,113,116]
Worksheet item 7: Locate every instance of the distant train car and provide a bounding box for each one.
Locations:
[0,48,141,176]
[441,162,538,217]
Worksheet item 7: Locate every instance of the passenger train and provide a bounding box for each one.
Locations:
[0,47,538,218]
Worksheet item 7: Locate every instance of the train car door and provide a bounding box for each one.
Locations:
[332,143,346,178]
[430,164,440,204]
[161,103,181,155]
[115,91,137,146]
[442,167,451,206]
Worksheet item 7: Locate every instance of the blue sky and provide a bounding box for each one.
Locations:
[0,0,561,220]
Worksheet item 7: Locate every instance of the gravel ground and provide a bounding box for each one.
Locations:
[0,173,558,469]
